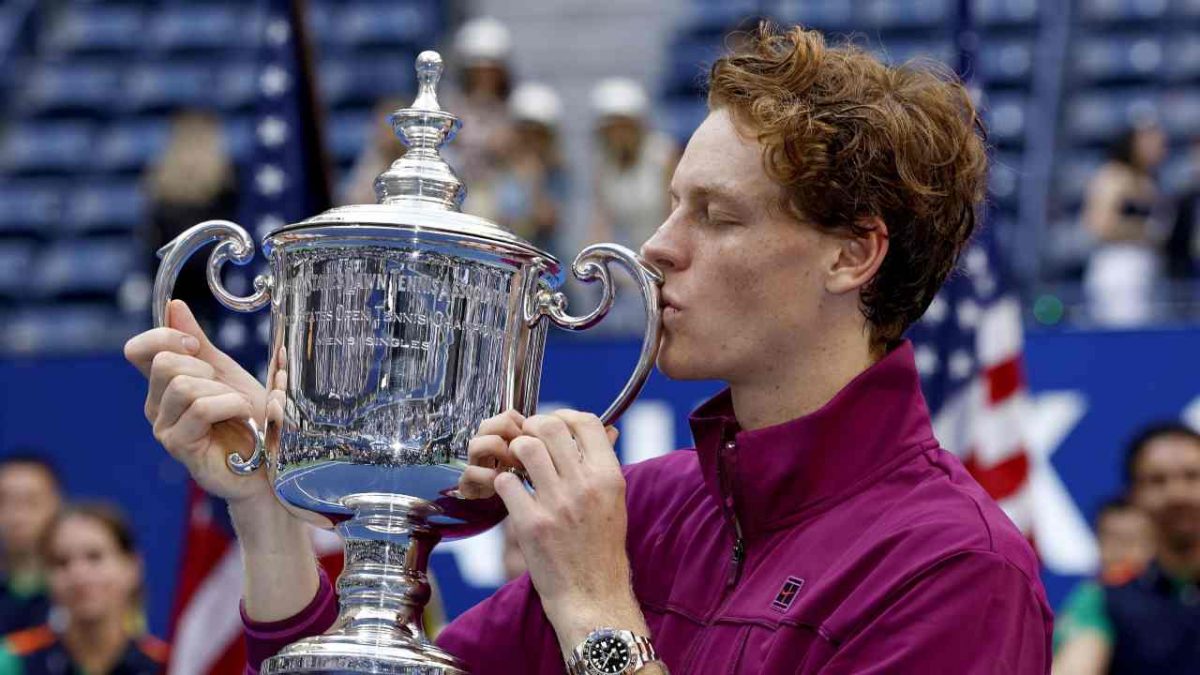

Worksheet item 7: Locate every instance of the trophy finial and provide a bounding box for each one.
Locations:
[412,51,444,111]
[372,50,466,211]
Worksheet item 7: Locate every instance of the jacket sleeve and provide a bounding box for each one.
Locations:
[435,573,565,675]
[241,567,340,675]
[816,551,1053,675]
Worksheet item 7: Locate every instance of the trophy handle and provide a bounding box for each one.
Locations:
[152,219,271,476]
[530,244,663,425]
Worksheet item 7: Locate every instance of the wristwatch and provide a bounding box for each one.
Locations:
[566,627,659,675]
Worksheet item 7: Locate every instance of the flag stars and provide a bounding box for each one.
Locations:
[915,344,940,377]
[256,164,286,196]
[957,298,981,328]
[948,349,975,381]
[259,65,291,97]
[257,116,288,148]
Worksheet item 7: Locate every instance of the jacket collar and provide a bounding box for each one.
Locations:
[688,341,937,537]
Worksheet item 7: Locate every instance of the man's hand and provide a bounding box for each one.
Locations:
[125,299,272,506]
[488,410,650,658]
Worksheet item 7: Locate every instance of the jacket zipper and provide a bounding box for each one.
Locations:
[718,438,746,587]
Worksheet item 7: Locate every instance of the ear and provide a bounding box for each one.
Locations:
[825,216,889,295]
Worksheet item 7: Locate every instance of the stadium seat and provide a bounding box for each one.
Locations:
[1073,35,1164,82]
[990,153,1023,204]
[1078,0,1170,23]
[329,1,440,48]
[986,94,1028,146]
[124,62,218,113]
[1164,33,1200,80]
[1063,89,1159,142]
[223,115,256,164]
[65,181,145,236]
[43,5,145,55]
[978,38,1034,85]
[1160,89,1200,136]
[0,240,36,300]
[873,39,955,67]
[96,117,172,173]
[0,181,64,237]
[679,0,760,39]
[219,60,259,112]
[327,109,374,165]
[859,0,952,29]
[0,120,94,174]
[320,55,417,109]
[1054,152,1105,208]
[32,237,136,299]
[148,4,247,53]
[773,0,855,30]
[18,61,122,116]
[1,305,137,354]
[973,0,1039,26]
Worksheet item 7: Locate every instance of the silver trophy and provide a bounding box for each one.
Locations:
[151,52,661,674]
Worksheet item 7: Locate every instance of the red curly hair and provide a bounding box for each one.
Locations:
[707,25,989,349]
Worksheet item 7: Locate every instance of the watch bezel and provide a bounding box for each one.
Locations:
[583,628,635,674]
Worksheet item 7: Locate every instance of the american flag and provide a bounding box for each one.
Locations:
[169,2,341,674]
[906,0,1034,536]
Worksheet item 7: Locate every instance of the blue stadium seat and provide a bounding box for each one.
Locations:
[1055,152,1106,207]
[1164,33,1200,80]
[219,60,259,111]
[1073,35,1164,81]
[149,4,247,52]
[974,0,1039,26]
[990,152,1023,204]
[0,241,36,300]
[96,118,172,173]
[986,94,1028,145]
[327,110,373,165]
[125,62,218,113]
[1,305,137,354]
[1171,0,1200,18]
[978,38,1034,85]
[1078,0,1169,23]
[32,237,136,299]
[873,39,955,67]
[860,0,952,29]
[1161,153,1195,194]
[18,61,122,116]
[320,56,416,109]
[1064,89,1159,141]
[44,5,145,55]
[1161,89,1200,136]
[0,120,94,174]
[330,1,439,48]
[65,181,146,236]
[774,0,855,30]
[223,115,255,163]
[0,182,64,236]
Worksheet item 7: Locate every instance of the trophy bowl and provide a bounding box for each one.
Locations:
[150,52,661,674]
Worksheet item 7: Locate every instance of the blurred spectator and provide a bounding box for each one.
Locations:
[141,111,240,332]
[494,82,568,256]
[0,456,61,635]
[1167,138,1200,282]
[339,96,409,206]
[446,16,516,221]
[587,77,679,250]
[1092,497,1156,584]
[0,503,167,675]
[1081,123,1169,327]
[1053,423,1200,675]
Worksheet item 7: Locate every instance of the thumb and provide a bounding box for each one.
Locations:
[605,426,620,446]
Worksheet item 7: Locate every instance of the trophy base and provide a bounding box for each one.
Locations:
[261,632,466,675]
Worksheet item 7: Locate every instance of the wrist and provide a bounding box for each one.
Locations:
[549,591,649,660]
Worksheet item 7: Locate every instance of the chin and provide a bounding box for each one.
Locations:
[656,346,719,382]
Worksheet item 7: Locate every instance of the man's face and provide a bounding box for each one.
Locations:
[1096,508,1155,575]
[1130,434,1200,551]
[640,109,837,383]
[0,464,61,557]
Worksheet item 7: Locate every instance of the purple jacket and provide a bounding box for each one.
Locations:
[245,342,1053,674]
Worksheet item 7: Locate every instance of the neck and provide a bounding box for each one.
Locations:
[65,615,129,675]
[729,330,878,431]
[1157,538,1200,581]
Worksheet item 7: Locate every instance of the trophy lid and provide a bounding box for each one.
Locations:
[267,51,555,266]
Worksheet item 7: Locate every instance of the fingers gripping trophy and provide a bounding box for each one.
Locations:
[151,52,662,675]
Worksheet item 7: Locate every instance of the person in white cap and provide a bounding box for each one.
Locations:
[589,77,679,252]
[494,82,568,255]
[447,16,516,220]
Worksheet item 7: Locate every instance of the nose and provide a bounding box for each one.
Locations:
[639,216,685,273]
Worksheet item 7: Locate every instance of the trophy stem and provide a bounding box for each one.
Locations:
[261,494,466,675]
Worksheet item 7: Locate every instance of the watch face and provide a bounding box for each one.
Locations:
[586,632,632,674]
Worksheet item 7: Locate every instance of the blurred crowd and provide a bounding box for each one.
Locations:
[138,16,678,336]
[1080,122,1200,327]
